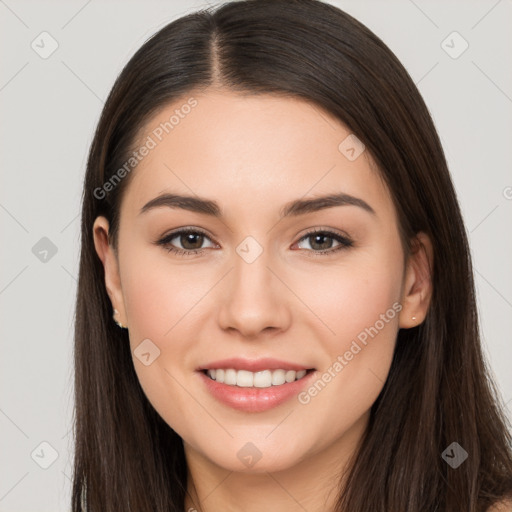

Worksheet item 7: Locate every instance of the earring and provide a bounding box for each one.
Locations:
[412,316,417,321]
[113,308,127,329]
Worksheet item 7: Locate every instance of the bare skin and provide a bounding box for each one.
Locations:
[93,89,434,512]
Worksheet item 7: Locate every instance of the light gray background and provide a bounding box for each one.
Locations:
[1,0,511,510]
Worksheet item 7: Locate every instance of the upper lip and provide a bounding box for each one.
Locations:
[198,357,314,373]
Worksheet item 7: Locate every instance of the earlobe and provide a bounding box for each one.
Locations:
[92,216,128,328]
[398,231,434,329]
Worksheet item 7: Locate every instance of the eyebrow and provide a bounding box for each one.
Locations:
[139,192,376,219]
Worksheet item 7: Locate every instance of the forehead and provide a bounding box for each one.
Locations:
[120,89,393,223]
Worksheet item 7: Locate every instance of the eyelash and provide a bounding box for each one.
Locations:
[156,227,354,257]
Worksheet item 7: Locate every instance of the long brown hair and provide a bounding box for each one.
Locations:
[72,0,512,510]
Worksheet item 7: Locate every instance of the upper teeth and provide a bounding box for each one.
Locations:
[206,368,308,388]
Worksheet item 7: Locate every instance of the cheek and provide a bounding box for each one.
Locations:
[119,253,207,434]
[293,254,402,438]
[295,247,403,348]
[121,247,209,342]
[120,249,217,406]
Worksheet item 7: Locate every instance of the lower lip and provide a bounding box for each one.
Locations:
[198,370,316,413]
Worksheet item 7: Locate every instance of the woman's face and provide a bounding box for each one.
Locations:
[93,89,428,474]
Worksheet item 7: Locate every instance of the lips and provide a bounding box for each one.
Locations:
[196,357,317,412]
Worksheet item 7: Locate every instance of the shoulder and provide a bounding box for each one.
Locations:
[487,498,512,512]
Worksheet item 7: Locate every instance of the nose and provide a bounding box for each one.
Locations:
[216,244,292,339]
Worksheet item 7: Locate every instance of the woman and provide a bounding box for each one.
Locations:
[72,0,512,510]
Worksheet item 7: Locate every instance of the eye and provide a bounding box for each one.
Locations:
[156,228,217,256]
[294,229,354,256]
[156,227,354,257]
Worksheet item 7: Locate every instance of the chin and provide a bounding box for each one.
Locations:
[188,439,309,474]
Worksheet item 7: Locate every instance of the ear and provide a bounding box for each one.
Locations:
[92,216,128,328]
[399,231,434,329]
